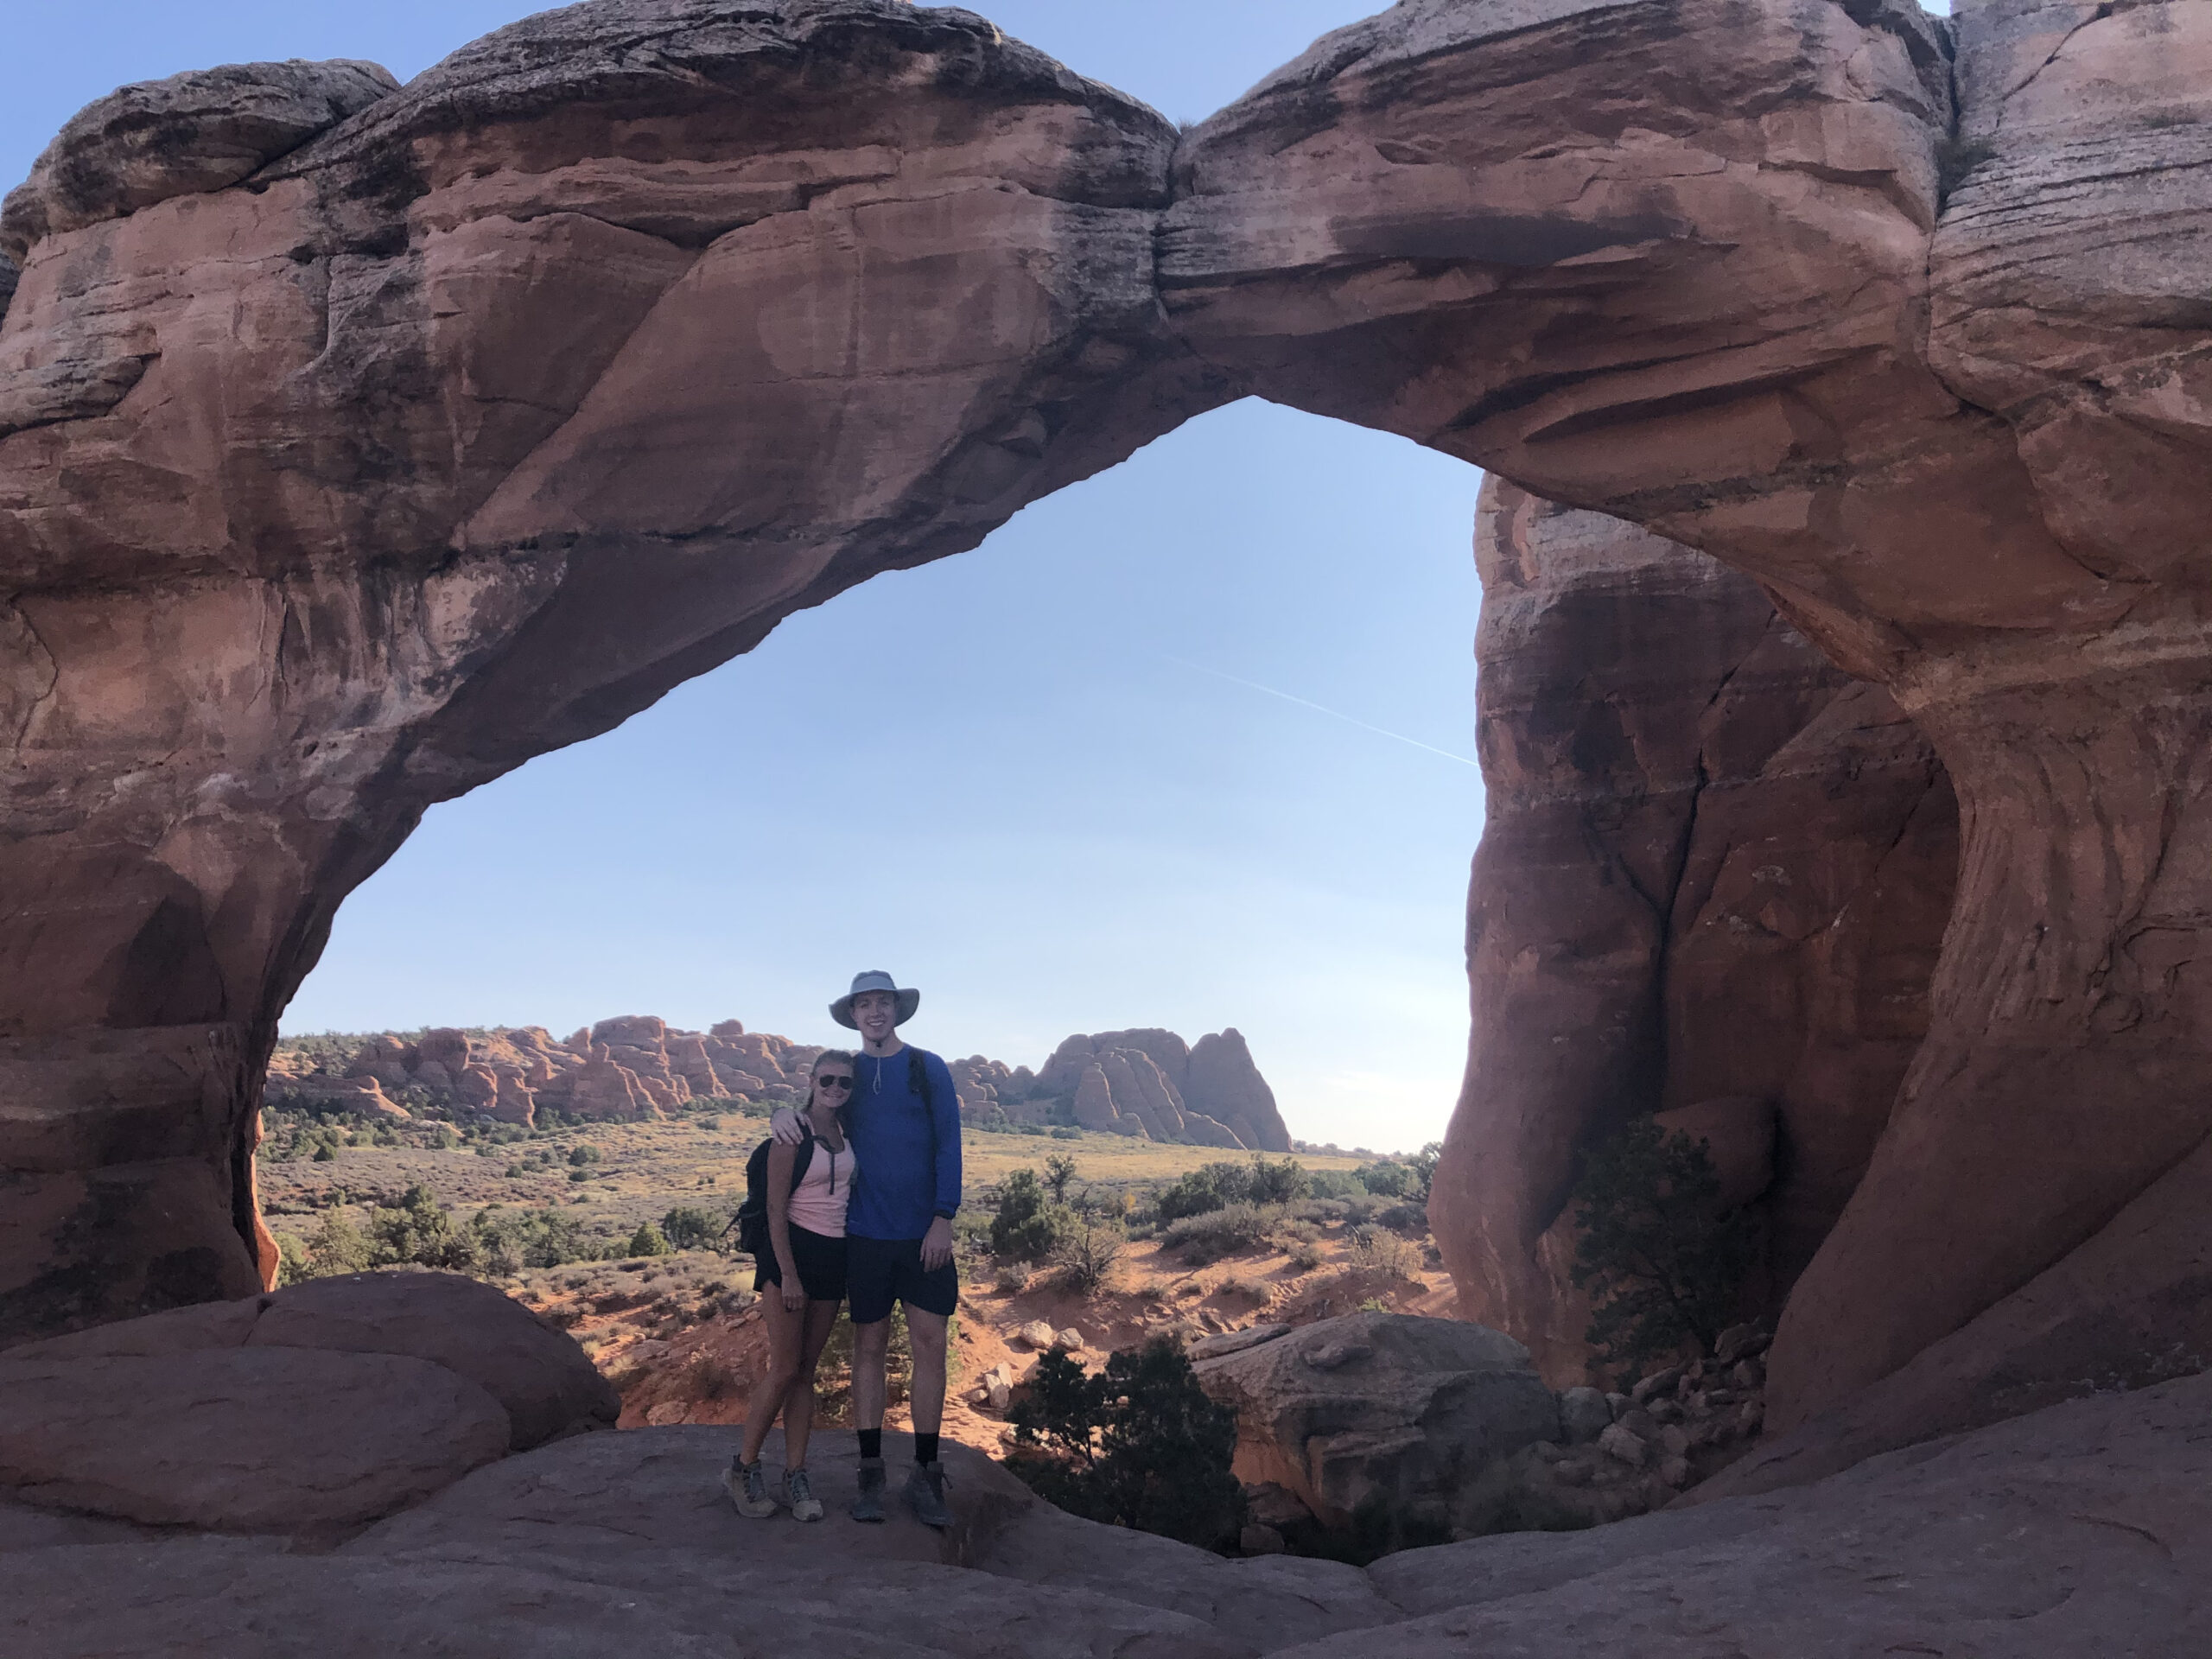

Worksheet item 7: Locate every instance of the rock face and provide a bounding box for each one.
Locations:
[1192,1313,1560,1540]
[2,0,2209,1468]
[0,2,1220,1343]
[1437,481,1957,1382]
[1162,0,2212,1438]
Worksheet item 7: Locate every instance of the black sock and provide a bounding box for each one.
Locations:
[857,1428,881,1461]
[914,1432,939,1466]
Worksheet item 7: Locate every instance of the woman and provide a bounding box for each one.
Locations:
[725,1051,857,1522]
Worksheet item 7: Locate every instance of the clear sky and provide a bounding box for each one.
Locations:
[4,2,1487,1154]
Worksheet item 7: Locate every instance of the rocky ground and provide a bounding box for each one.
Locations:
[2,1269,2202,1656]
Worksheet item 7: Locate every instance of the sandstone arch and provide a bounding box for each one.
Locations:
[3,0,2210,1452]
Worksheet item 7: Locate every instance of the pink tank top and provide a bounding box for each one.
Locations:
[787,1137,855,1238]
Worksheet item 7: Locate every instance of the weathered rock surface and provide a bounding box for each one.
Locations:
[6,1270,617,1452]
[1437,480,1955,1382]
[0,0,1220,1343]
[0,61,399,263]
[0,0,2208,1474]
[0,1346,510,1533]
[1192,1312,1560,1539]
[4,1352,2210,1654]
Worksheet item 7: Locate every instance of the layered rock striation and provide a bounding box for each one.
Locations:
[2,0,2208,1468]
[1442,480,1957,1382]
[1020,1027,1293,1151]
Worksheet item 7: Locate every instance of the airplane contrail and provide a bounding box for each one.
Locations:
[1160,655,1481,770]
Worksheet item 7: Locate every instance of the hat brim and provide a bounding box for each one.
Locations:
[830,988,921,1029]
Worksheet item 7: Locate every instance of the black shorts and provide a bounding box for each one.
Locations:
[754,1224,847,1304]
[846,1233,958,1325]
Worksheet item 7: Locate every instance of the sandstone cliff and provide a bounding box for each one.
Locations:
[1441,480,1958,1383]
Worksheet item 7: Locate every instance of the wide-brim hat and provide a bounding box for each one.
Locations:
[831,969,920,1030]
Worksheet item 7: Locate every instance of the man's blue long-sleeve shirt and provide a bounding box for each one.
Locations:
[845,1046,961,1241]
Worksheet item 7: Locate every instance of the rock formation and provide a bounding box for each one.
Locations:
[267,1014,1287,1144]
[1026,1027,1293,1150]
[1191,1313,1560,1541]
[1165,0,2212,1440]
[1438,480,1957,1382]
[0,0,2206,1474]
[0,3,1221,1342]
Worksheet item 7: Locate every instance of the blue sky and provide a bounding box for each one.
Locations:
[5,2,1486,1153]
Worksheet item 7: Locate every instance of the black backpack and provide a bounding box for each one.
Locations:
[732,1126,816,1259]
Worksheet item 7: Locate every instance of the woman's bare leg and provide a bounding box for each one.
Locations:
[739,1289,806,1466]
[783,1300,843,1470]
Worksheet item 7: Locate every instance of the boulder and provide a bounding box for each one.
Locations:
[246,1272,618,1451]
[7,1272,614,1452]
[1192,1313,1559,1534]
[0,1346,509,1533]
[1557,1387,1611,1446]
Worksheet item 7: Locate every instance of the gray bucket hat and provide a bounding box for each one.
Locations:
[830,969,919,1030]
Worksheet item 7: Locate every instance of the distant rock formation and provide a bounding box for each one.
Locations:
[268,1016,1288,1147]
[1019,1028,1292,1151]
[267,1018,823,1128]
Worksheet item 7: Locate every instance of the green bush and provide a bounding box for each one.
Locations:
[1043,1153,1079,1205]
[1569,1117,1755,1374]
[1007,1340,1245,1551]
[1052,1213,1126,1297]
[990,1168,1075,1262]
[1356,1161,1413,1198]
[369,1185,480,1273]
[659,1205,728,1252]
[626,1222,672,1257]
[1247,1155,1311,1207]
[1161,1203,1272,1265]
[1154,1160,1250,1220]
[307,1211,371,1275]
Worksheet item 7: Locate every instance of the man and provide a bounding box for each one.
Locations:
[776,970,960,1527]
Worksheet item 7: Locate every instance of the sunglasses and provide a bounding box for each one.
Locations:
[816,1075,855,1090]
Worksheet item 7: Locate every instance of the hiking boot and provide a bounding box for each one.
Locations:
[850,1456,887,1523]
[905,1459,952,1530]
[723,1457,778,1519]
[785,1467,823,1523]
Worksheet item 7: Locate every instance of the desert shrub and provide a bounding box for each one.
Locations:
[1007,1341,1245,1551]
[369,1185,481,1272]
[1355,1161,1413,1198]
[1569,1117,1755,1374]
[1406,1141,1442,1200]
[1162,1203,1272,1265]
[306,1211,370,1275]
[470,1205,605,1274]
[1287,1241,1325,1272]
[658,1205,727,1252]
[568,1144,600,1166]
[1247,1155,1311,1207]
[312,1142,337,1163]
[1044,1153,1079,1205]
[273,1230,314,1287]
[1154,1161,1251,1221]
[1052,1213,1126,1298]
[990,1168,1075,1262]
[1374,1201,1429,1238]
[626,1222,673,1257]
[1349,1225,1421,1281]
